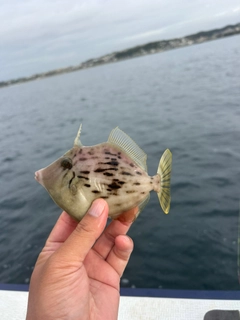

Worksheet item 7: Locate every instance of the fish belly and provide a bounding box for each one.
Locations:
[75,143,153,218]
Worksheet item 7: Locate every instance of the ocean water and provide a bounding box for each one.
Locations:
[0,35,240,290]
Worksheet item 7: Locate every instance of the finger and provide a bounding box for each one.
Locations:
[55,199,108,264]
[37,212,79,265]
[45,211,78,248]
[106,235,134,277]
[117,206,139,223]
[92,207,138,259]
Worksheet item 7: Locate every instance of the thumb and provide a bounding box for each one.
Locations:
[56,199,108,264]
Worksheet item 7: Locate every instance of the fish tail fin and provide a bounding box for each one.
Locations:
[157,149,172,214]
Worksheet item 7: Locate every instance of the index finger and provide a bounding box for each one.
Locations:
[92,206,138,259]
[55,199,108,264]
[45,211,78,247]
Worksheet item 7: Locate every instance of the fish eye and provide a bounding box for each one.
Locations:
[61,158,73,170]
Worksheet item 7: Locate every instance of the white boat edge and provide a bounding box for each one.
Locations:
[0,284,239,320]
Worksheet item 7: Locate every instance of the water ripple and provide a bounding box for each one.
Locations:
[0,35,239,290]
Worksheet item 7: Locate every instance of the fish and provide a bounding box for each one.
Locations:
[35,125,172,221]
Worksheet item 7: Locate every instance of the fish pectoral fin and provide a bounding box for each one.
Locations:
[108,127,147,172]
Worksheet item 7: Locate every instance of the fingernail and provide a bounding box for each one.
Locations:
[88,200,105,217]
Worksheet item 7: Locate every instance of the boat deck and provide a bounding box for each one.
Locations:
[0,285,239,319]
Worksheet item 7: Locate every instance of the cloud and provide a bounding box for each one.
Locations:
[0,0,239,80]
[233,6,240,12]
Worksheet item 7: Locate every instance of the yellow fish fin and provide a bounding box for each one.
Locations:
[108,127,147,172]
[157,149,172,214]
[74,124,83,147]
[138,193,150,217]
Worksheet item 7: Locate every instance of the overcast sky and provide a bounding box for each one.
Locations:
[1,0,239,81]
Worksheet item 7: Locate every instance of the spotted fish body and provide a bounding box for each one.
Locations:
[35,126,172,221]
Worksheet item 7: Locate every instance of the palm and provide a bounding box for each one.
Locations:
[28,204,135,320]
[84,249,121,314]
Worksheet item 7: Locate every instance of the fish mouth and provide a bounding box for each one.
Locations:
[34,165,62,188]
[35,169,45,187]
[35,171,40,182]
[35,170,44,184]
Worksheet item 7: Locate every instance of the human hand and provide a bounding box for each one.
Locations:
[26,199,136,320]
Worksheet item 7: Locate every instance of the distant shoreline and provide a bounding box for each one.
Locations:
[1,22,239,88]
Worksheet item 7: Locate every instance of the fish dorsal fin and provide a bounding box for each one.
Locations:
[74,124,83,147]
[108,127,147,172]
